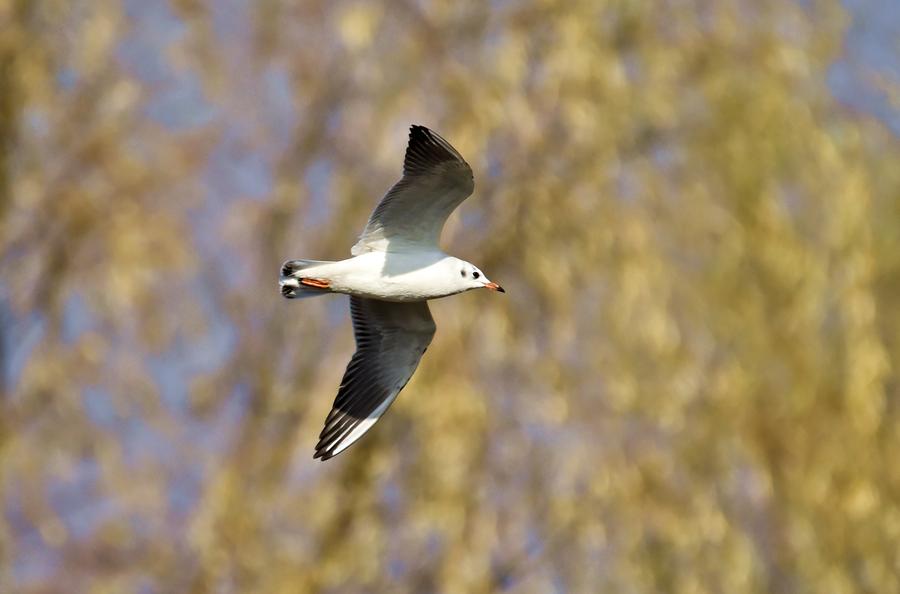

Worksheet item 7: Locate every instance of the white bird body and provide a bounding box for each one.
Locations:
[285,251,471,302]
[279,125,503,460]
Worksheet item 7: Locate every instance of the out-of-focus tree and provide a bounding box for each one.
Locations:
[2,0,899,592]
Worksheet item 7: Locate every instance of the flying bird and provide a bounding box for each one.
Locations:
[280,125,504,460]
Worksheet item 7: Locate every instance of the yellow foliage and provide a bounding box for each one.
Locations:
[1,1,899,592]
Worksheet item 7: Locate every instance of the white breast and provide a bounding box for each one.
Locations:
[323,251,462,302]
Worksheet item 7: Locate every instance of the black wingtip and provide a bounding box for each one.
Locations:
[313,439,340,461]
[408,125,444,151]
[403,124,467,176]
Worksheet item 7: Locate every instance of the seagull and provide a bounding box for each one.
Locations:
[279,125,504,460]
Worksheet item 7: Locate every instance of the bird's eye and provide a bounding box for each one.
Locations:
[460,269,466,277]
[473,271,480,279]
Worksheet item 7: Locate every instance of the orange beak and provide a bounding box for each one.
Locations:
[485,282,505,293]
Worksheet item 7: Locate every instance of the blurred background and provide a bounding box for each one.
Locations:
[2,0,899,592]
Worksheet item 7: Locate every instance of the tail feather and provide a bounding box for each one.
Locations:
[281,258,330,278]
[279,258,333,299]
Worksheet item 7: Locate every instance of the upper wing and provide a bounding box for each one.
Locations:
[314,296,436,460]
[351,125,474,255]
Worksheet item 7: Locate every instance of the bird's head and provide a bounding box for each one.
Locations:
[455,259,504,294]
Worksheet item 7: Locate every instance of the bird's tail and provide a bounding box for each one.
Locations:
[279,259,334,299]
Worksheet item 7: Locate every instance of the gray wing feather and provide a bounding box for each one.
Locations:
[351,125,474,254]
[314,296,436,460]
